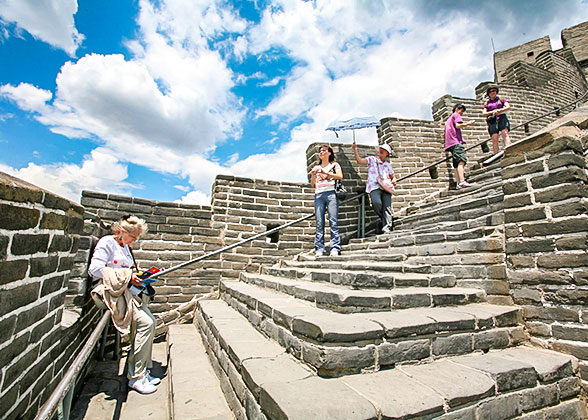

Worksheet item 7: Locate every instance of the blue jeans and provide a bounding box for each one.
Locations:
[314,190,340,253]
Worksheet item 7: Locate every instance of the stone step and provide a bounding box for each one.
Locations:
[346,218,504,256]
[220,281,524,376]
[399,190,503,229]
[470,159,502,175]
[281,259,435,274]
[167,324,233,420]
[408,178,503,215]
[467,167,502,184]
[236,273,486,312]
[263,265,458,288]
[196,298,585,420]
[296,252,405,263]
[347,215,504,256]
[70,342,170,420]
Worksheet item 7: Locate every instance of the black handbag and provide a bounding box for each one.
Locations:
[331,166,347,201]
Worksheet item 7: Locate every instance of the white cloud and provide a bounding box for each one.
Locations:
[177,189,211,205]
[0,83,52,112]
[4,0,588,205]
[0,0,83,56]
[0,148,134,201]
[173,185,190,192]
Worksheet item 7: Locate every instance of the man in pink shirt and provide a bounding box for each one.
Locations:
[445,104,475,188]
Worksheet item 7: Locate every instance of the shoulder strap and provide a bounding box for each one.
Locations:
[127,245,138,270]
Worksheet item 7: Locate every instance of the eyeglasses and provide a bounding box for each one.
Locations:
[318,149,328,153]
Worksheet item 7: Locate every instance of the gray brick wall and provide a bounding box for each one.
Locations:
[494,36,552,83]
[212,175,315,276]
[502,117,588,381]
[0,171,96,420]
[562,20,588,76]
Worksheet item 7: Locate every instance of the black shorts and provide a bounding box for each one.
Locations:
[447,144,467,169]
[487,115,510,135]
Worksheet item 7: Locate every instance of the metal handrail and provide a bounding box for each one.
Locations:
[35,311,111,420]
[36,87,588,420]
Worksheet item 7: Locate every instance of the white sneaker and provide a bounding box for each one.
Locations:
[147,370,161,386]
[315,250,325,257]
[129,376,157,394]
[329,249,340,256]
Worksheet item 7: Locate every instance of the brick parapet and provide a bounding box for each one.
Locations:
[562,20,588,76]
[0,171,95,420]
[502,110,588,380]
[494,36,552,83]
[211,175,316,277]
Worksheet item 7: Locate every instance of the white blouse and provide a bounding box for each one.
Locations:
[88,235,135,282]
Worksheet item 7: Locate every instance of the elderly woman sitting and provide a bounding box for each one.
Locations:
[89,215,159,394]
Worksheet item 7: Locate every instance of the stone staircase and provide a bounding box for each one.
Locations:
[181,154,586,419]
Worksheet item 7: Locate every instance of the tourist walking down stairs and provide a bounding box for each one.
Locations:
[89,215,160,394]
[352,141,397,234]
[445,103,475,189]
[310,144,343,257]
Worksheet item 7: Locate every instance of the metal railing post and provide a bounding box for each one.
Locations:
[61,385,74,420]
[361,194,365,238]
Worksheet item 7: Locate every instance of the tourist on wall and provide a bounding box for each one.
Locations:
[310,145,343,257]
[445,103,475,189]
[483,86,512,155]
[352,142,397,233]
[89,215,160,395]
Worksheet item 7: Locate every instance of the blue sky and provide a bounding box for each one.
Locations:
[1,0,588,204]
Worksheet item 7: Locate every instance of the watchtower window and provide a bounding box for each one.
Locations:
[524,123,530,134]
[266,223,280,243]
[527,51,534,57]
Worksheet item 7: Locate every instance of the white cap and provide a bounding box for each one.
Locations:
[378,144,392,156]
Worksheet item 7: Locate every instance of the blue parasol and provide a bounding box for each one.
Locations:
[325,115,381,140]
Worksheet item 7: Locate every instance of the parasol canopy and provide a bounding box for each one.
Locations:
[325,115,381,132]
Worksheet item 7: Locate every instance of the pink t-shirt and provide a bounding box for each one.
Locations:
[366,156,394,193]
[444,112,464,150]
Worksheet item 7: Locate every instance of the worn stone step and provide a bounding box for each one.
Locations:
[399,196,503,230]
[220,281,524,375]
[410,178,503,214]
[70,342,170,420]
[237,273,486,312]
[468,167,502,183]
[168,324,233,420]
[347,210,504,250]
[401,190,503,224]
[281,259,435,274]
[197,299,584,420]
[296,252,405,263]
[262,265,457,288]
[470,159,502,176]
